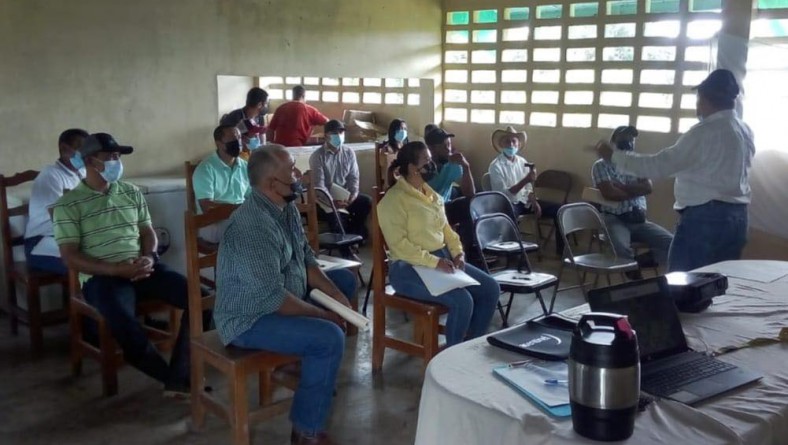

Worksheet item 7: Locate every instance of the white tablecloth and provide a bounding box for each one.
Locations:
[415,260,788,445]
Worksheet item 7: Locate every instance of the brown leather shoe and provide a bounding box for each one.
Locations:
[291,429,337,445]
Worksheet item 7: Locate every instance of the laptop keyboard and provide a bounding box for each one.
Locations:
[642,354,736,396]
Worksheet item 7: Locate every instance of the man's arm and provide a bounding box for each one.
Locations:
[308,151,328,191]
[610,132,701,179]
[620,179,652,197]
[59,244,147,280]
[306,265,352,308]
[346,151,360,202]
[597,181,634,202]
[449,153,475,198]
[139,223,158,257]
[508,168,536,196]
[265,111,279,142]
[308,106,329,126]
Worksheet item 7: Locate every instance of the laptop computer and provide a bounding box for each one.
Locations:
[587,276,762,405]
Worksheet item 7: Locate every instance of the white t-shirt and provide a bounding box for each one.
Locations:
[488,153,533,205]
[613,109,755,210]
[24,161,84,248]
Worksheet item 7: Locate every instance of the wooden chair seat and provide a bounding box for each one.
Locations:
[193,331,299,367]
[12,261,69,285]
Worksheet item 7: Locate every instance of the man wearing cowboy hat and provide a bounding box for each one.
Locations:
[592,125,673,278]
[488,126,563,256]
[596,69,755,272]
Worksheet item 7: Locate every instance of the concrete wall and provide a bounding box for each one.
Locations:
[0,0,443,177]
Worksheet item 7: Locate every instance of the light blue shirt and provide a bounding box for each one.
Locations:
[428,161,463,203]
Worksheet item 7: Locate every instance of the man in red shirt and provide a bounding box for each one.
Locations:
[266,85,329,147]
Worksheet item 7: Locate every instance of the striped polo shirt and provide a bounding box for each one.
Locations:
[53,181,151,283]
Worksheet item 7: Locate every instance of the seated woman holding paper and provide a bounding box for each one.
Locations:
[377,141,500,346]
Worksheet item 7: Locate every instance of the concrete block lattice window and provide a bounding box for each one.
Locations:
[257,76,426,109]
[443,0,722,132]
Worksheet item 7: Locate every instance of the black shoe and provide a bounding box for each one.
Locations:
[634,251,658,269]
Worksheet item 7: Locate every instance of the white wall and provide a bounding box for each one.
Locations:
[0,0,443,177]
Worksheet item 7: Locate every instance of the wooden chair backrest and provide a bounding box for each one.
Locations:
[297,171,320,252]
[184,161,199,214]
[184,205,235,338]
[0,170,38,272]
[371,187,389,296]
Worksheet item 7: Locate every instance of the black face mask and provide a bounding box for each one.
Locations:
[225,140,241,158]
[261,105,269,116]
[276,178,304,203]
[616,140,634,152]
[419,162,437,182]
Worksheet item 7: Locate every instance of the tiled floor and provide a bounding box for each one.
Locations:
[0,246,590,445]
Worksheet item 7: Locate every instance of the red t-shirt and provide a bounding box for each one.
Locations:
[268,101,329,147]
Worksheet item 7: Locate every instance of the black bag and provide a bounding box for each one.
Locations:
[487,314,577,360]
[617,207,646,224]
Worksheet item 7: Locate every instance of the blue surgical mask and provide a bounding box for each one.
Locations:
[394,129,407,143]
[71,152,85,170]
[502,146,518,157]
[247,136,261,150]
[329,133,344,148]
[99,159,124,183]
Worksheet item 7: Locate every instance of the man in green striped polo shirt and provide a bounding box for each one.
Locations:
[53,133,192,397]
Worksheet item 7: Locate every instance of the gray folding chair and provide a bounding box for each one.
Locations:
[481,172,492,192]
[551,203,638,301]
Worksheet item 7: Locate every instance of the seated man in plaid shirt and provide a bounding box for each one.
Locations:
[591,126,673,279]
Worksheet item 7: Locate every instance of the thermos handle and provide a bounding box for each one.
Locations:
[577,312,635,340]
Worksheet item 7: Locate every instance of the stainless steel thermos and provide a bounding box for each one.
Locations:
[569,313,640,441]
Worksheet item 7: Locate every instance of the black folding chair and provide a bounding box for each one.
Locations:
[474,213,558,326]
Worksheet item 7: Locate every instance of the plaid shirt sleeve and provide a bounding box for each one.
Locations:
[591,160,614,187]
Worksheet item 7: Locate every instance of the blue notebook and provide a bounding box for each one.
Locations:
[493,360,572,418]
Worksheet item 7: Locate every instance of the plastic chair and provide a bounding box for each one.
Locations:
[474,213,558,326]
[551,203,638,301]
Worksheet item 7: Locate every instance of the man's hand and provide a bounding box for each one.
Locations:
[595,140,614,161]
[333,200,348,209]
[452,253,466,270]
[322,310,347,332]
[114,259,152,281]
[449,152,470,168]
[436,258,456,274]
[524,168,537,184]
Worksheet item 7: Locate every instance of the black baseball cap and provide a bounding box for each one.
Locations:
[693,69,740,100]
[425,127,455,146]
[78,133,134,157]
[324,119,346,133]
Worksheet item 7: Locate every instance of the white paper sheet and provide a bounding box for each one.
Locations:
[413,265,481,296]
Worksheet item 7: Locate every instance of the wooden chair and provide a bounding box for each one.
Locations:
[185,161,199,214]
[370,187,447,372]
[68,269,181,396]
[0,170,69,354]
[185,205,300,445]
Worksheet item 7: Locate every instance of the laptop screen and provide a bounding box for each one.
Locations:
[588,277,688,361]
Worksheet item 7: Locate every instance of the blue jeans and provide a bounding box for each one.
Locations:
[230,268,355,436]
[602,214,673,264]
[24,236,68,275]
[389,248,500,346]
[82,263,191,387]
[668,201,748,272]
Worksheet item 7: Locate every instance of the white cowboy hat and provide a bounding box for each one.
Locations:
[491,126,527,153]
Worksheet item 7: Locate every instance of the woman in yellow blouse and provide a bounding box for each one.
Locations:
[378,141,499,346]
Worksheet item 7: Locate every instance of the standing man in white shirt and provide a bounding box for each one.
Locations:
[596,69,755,272]
[24,128,88,274]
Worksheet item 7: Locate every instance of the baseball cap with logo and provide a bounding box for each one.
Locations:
[78,133,134,157]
